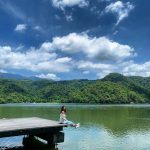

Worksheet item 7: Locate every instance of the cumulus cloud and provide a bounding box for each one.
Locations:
[52,0,89,9]
[49,33,135,61]
[14,24,27,32]
[36,73,60,81]
[121,61,150,77]
[34,57,72,73]
[0,45,72,73]
[105,1,134,25]
[78,61,112,70]
[77,60,114,78]
[82,60,150,79]
[1,32,149,79]
[40,42,53,52]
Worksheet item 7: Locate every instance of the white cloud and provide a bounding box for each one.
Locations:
[84,60,150,79]
[36,73,60,81]
[105,1,134,25]
[121,61,150,77]
[1,32,149,79]
[15,24,27,32]
[78,61,112,70]
[49,33,135,61]
[40,42,53,52]
[0,45,72,73]
[34,57,72,73]
[52,0,89,9]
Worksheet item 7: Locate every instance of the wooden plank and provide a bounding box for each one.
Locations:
[0,117,65,138]
[0,117,64,131]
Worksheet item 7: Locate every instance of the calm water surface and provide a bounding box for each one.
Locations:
[0,104,150,150]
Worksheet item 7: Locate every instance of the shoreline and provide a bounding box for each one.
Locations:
[0,102,150,107]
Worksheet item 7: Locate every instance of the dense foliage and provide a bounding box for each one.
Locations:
[0,73,150,104]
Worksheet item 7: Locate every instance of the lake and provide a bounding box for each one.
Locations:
[0,104,150,150]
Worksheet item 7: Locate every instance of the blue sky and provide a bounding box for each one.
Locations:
[0,0,150,80]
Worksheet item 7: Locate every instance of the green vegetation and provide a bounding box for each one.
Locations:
[0,73,150,104]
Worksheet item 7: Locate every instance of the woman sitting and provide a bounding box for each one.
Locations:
[59,106,80,128]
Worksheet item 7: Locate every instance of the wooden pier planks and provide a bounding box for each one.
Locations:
[0,117,65,138]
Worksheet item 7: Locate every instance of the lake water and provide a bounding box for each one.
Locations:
[0,104,150,150]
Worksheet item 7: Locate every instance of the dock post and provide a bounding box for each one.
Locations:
[37,131,64,146]
[22,132,64,147]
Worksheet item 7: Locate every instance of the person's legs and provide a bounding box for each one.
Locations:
[63,120,80,128]
[64,120,76,126]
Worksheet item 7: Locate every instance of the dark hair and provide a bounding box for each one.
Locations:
[60,106,67,113]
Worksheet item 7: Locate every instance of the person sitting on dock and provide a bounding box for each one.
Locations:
[59,106,80,128]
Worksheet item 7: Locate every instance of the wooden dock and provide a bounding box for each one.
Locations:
[0,117,65,146]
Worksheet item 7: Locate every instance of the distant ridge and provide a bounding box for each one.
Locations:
[0,72,40,80]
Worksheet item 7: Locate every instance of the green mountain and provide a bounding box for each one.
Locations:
[127,76,150,91]
[0,73,150,104]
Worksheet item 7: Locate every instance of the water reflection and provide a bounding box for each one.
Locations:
[69,106,150,136]
[1,104,150,149]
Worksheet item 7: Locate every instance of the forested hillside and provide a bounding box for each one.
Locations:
[0,73,150,104]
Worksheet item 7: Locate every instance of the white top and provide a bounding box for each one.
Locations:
[59,113,67,123]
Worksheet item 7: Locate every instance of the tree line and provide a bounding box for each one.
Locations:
[0,73,150,104]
